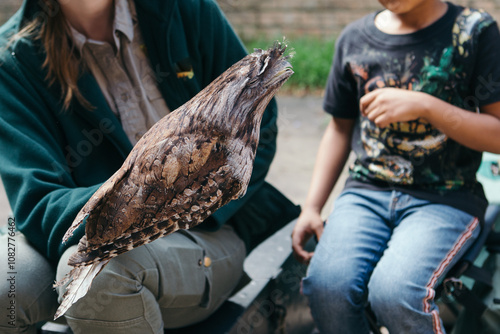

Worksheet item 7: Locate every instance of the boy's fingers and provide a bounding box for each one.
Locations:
[374,114,389,128]
[292,229,313,264]
[293,248,313,264]
[360,90,378,113]
[363,102,382,123]
[292,222,325,264]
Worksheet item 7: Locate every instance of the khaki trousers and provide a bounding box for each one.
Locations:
[0,225,245,334]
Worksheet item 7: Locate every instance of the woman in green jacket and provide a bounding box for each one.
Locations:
[0,0,299,332]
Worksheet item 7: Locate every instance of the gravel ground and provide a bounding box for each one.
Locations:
[268,95,350,214]
[0,95,350,228]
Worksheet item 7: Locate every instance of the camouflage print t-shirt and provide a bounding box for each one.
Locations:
[324,3,500,219]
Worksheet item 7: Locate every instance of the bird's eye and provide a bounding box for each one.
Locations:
[258,56,270,76]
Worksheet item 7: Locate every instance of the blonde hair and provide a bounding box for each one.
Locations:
[11,0,92,110]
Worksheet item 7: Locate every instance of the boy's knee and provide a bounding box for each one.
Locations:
[303,261,367,310]
[368,270,422,315]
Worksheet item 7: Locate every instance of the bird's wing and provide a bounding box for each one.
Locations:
[66,132,248,267]
[62,111,179,243]
[55,133,240,318]
[62,152,138,243]
[82,131,224,247]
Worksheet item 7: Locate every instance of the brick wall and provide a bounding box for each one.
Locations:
[217,0,380,40]
[2,1,500,38]
[217,0,500,40]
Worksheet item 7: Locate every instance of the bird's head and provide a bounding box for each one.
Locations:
[233,41,294,112]
[190,41,293,136]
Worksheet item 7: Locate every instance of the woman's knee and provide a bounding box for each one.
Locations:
[62,284,162,334]
[56,246,163,333]
[56,243,160,318]
[0,234,58,333]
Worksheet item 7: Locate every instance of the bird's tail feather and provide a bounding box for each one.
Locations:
[53,259,110,319]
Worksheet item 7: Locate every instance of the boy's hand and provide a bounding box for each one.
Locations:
[360,88,430,127]
[292,209,324,264]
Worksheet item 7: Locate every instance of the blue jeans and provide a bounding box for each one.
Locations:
[303,188,481,334]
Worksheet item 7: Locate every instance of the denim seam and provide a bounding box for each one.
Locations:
[421,216,480,333]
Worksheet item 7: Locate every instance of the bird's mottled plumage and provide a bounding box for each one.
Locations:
[54,42,293,319]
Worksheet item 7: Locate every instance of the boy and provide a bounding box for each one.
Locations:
[292,0,500,332]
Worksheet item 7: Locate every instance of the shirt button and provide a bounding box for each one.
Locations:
[121,93,129,102]
[203,256,212,267]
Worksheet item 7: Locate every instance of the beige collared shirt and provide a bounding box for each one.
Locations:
[70,0,170,145]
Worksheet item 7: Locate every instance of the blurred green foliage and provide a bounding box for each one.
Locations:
[243,37,336,93]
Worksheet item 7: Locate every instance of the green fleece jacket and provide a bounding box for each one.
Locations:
[0,0,300,265]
